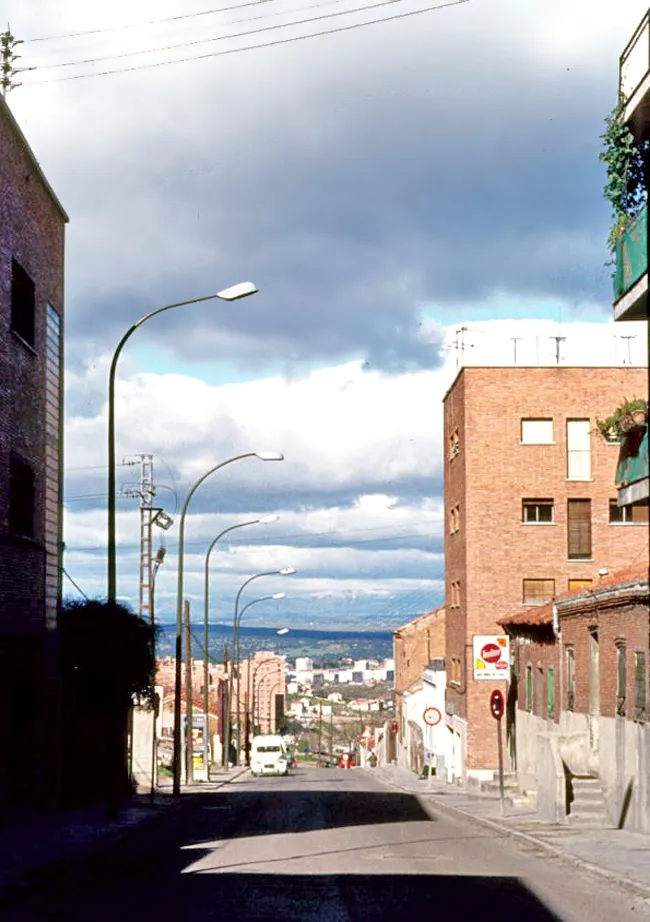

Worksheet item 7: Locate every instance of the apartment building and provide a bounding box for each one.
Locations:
[0,95,68,810]
[444,366,648,782]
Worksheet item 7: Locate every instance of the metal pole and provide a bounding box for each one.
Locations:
[172,453,262,796]
[107,294,222,604]
[149,550,165,802]
[497,715,505,815]
[184,601,193,785]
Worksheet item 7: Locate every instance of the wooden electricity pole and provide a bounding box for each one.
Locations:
[184,600,193,784]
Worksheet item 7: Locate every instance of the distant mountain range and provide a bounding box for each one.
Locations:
[156,622,394,666]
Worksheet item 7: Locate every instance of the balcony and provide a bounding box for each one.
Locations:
[620,9,650,141]
[613,204,648,321]
[616,425,649,506]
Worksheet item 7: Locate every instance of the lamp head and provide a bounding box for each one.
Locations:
[271,592,286,600]
[258,514,280,524]
[255,451,284,462]
[276,628,290,635]
[216,282,258,301]
[280,567,296,575]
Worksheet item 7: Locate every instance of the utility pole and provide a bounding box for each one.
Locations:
[122,454,155,621]
[184,600,193,785]
[329,707,334,760]
[1,27,23,95]
[317,704,323,767]
[221,641,229,766]
[549,336,566,365]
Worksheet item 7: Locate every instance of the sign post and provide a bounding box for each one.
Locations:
[423,707,442,789]
[490,690,505,814]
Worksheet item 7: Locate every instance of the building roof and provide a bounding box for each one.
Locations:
[0,93,69,222]
[499,563,649,629]
[393,605,445,637]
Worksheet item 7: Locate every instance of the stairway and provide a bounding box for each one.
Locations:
[567,775,609,827]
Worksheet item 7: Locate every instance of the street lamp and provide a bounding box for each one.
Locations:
[202,515,279,765]
[225,569,295,767]
[172,451,283,796]
[107,282,257,604]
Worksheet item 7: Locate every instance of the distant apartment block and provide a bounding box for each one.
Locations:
[0,94,68,809]
[443,366,648,782]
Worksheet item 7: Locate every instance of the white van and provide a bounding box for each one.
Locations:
[250,734,288,777]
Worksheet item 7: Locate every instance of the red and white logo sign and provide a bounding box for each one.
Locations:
[423,706,442,727]
[473,635,510,681]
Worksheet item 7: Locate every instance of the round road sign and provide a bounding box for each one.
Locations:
[490,690,504,720]
[423,706,442,727]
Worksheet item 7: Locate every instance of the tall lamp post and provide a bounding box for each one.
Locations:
[225,569,295,767]
[172,451,284,796]
[107,281,257,604]
[202,516,279,765]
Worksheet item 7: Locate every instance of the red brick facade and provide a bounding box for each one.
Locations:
[0,95,67,809]
[394,606,445,743]
[444,367,648,775]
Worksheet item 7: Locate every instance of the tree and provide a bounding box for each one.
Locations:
[59,600,156,810]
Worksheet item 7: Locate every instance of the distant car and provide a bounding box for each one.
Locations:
[339,751,356,768]
[250,734,289,777]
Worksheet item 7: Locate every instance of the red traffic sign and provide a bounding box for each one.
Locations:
[423,706,442,727]
[490,690,504,721]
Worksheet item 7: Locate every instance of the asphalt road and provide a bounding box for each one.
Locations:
[4,767,649,921]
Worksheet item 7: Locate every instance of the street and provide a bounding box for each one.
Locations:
[3,767,648,921]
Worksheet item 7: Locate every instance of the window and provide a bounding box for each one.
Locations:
[449,430,460,459]
[11,259,36,347]
[616,640,627,717]
[523,578,555,605]
[547,667,555,719]
[568,579,592,592]
[567,499,591,559]
[567,419,591,480]
[9,457,35,538]
[525,665,533,712]
[449,504,460,533]
[450,580,461,608]
[609,499,650,524]
[634,652,646,722]
[566,646,575,711]
[522,499,554,524]
[521,418,553,444]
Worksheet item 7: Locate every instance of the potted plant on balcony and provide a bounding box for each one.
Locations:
[600,98,649,255]
[596,397,648,441]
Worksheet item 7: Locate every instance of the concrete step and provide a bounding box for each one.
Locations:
[568,775,609,827]
[567,812,609,827]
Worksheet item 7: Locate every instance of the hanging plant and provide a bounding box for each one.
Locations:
[596,397,648,441]
[599,97,649,253]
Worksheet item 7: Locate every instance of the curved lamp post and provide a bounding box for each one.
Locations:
[172,451,283,796]
[107,281,257,604]
[225,569,295,767]
[202,516,279,762]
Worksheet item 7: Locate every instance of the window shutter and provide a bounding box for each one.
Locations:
[568,499,591,558]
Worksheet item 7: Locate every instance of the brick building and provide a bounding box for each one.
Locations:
[393,606,445,770]
[443,366,648,783]
[0,95,67,810]
[500,564,649,833]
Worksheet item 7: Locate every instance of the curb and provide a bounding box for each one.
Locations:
[370,769,650,901]
[0,767,250,907]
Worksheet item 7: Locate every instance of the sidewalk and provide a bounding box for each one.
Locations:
[368,763,650,899]
[0,766,247,903]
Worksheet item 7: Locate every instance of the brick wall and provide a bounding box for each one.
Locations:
[443,366,648,772]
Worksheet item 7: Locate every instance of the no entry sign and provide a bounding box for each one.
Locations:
[423,706,442,727]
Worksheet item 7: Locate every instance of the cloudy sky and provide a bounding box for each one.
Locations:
[5,0,649,630]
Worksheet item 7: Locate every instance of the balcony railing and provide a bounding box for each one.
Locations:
[620,9,650,103]
[613,204,647,302]
[615,425,648,488]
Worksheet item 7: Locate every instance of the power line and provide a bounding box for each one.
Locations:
[27,0,409,71]
[22,0,471,85]
[25,1,278,43]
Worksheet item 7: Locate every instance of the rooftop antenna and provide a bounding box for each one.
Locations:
[549,336,566,365]
[618,335,636,365]
[509,337,521,365]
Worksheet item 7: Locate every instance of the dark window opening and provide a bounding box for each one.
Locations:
[616,640,627,717]
[11,259,36,347]
[9,457,35,538]
[634,652,646,723]
[609,499,650,524]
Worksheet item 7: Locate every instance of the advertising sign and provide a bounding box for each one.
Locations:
[190,713,209,782]
[472,635,510,681]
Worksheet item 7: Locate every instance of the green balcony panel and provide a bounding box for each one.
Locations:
[616,426,649,487]
[614,205,647,301]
